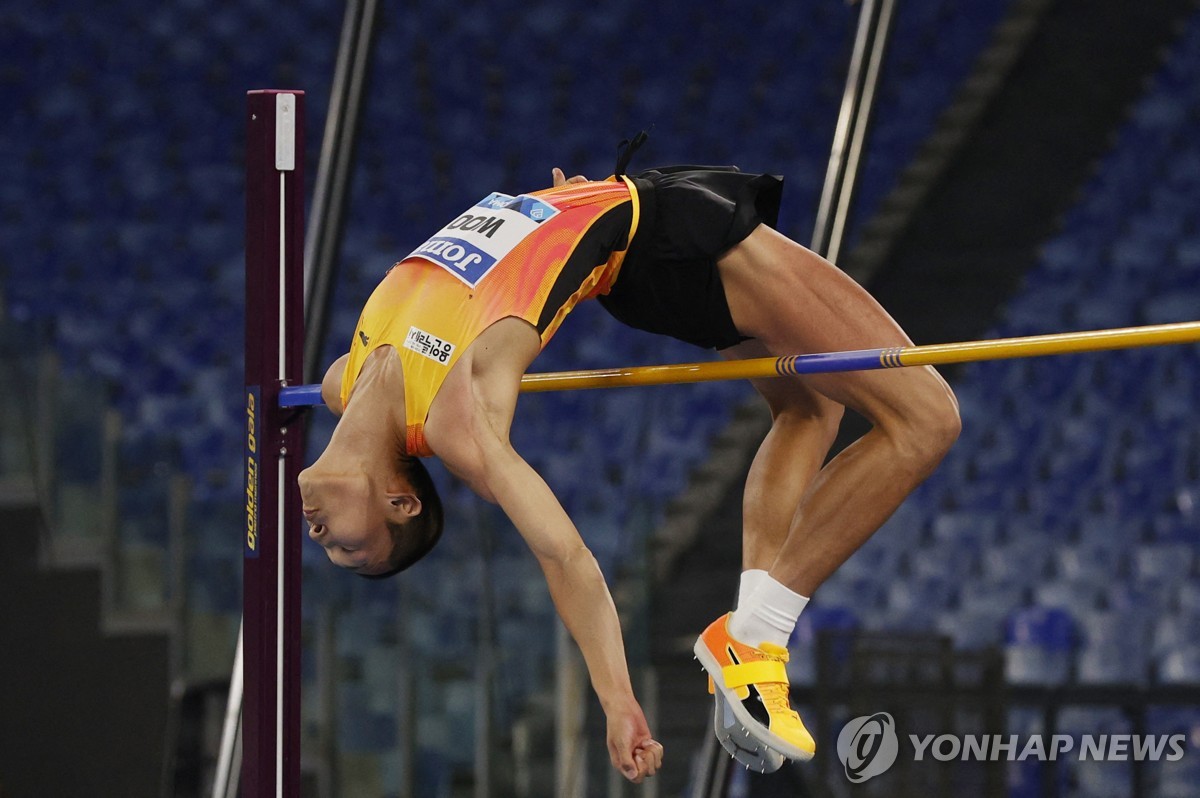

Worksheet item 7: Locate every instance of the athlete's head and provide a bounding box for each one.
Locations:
[297,456,443,578]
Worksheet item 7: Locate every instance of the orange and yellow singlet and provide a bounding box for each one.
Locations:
[340,177,641,456]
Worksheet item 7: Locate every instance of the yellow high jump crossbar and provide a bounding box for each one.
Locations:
[278,320,1200,406]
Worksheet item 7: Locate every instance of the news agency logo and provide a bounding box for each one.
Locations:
[835,712,1190,784]
[837,712,899,783]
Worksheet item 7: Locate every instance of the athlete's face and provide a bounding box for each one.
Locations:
[297,467,391,573]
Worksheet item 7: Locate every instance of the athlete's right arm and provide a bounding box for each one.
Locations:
[436,424,663,783]
[321,353,350,417]
[425,356,662,783]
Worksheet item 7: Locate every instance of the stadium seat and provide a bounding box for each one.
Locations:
[930,510,1002,549]
[982,540,1055,583]
[1133,543,1196,585]
[1004,607,1076,685]
[904,543,980,581]
[1176,581,1200,613]
[1151,613,1200,660]
[1076,641,1148,686]
[885,576,958,616]
[1054,541,1128,583]
[958,579,1028,615]
[1031,579,1108,617]
[935,606,1007,650]
[787,605,859,685]
[812,576,887,615]
[1156,643,1200,684]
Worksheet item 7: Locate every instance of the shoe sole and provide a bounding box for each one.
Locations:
[693,638,815,762]
[712,688,787,773]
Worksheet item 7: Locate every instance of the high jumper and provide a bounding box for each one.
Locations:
[296,138,962,779]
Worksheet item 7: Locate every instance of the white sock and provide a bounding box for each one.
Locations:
[736,569,770,610]
[728,574,810,650]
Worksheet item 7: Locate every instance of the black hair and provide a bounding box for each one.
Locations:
[358,457,444,580]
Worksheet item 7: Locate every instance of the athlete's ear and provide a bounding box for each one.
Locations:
[386,491,422,519]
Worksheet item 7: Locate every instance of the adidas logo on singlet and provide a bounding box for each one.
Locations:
[358,330,370,347]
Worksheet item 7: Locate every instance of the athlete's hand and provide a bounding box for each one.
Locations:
[606,703,664,783]
[552,167,588,187]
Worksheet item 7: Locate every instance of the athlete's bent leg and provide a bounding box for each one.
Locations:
[695,226,958,764]
[718,224,961,596]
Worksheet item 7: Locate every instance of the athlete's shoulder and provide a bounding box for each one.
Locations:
[322,353,350,416]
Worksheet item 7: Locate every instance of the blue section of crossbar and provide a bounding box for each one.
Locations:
[279,384,324,407]
[775,349,888,376]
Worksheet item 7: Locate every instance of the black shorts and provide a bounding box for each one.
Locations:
[599,165,784,350]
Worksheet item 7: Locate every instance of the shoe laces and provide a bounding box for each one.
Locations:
[754,644,797,719]
[758,642,790,663]
[758,681,795,717]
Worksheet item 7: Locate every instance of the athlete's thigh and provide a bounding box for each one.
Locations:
[717,226,954,425]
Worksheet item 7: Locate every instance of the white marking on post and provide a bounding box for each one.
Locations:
[275,94,296,172]
[276,93,295,383]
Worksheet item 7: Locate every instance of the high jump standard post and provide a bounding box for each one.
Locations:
[243,89,307,797]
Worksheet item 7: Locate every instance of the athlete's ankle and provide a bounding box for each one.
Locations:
[727,574,809,650]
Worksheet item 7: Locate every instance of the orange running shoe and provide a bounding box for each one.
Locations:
[694,613,816,762]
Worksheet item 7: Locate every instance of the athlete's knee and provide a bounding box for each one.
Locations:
[888,369,961,469]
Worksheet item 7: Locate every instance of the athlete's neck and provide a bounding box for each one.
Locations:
[320,348,407,471]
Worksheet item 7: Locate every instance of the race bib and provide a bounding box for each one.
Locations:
[402,326,455,365]
[406,192,560,288]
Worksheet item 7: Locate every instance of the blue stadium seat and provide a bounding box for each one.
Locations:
[958,579,1028,615]
[930,510,1002,549]
[787,606,859,685]
[937,606,1007,650]
[1032,578,1111,618]
[813,575,886,614]
[836,537,901,581]
[1156,643,1200,684]
[1133,543,1196,585]
[904,544,980,582]
[885,576,957,616]
[871,501,929,549]
[981,539,1055,584]
[1075,609,1150,685]
[1151,613,1200,661]
[1176,581,1200,614]
[1054,541,1129,583]
[1004,607,1076,685]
